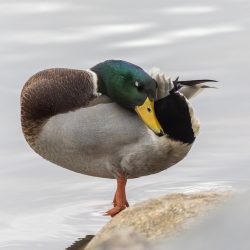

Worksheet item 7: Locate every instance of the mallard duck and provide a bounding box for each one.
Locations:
[20,60,216,216]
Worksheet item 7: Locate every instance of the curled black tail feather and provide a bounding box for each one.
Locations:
[171,77,218,93]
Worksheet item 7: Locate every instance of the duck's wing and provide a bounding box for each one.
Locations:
[21,68,103,145]
[149,67,173,100]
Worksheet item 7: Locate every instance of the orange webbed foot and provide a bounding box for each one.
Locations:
[105,206,126,217]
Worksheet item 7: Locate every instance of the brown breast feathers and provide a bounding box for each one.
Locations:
[20,68,95,146]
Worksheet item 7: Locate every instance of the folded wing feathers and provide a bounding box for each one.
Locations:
[149,67,173,100]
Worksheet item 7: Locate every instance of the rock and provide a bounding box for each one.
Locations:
[94,228,148,250]
[85,192,228,250]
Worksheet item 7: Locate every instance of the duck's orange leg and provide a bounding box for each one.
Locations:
[106,175,129,217]
[113,190,129,207]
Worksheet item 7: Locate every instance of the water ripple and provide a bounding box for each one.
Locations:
[115,25,243,48]
[0,2,74,14]
[163,6,218,15]
[1,23,154,44]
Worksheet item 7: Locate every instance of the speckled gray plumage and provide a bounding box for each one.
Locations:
[34,102,193,179]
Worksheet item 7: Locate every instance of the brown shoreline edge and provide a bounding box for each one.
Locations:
[84,192,230,250]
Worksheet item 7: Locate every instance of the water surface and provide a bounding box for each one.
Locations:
[0,0,250,249]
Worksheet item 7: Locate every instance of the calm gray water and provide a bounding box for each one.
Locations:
[0,0,249,249]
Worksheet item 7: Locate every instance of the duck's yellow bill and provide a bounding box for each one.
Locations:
[135,97,164,135]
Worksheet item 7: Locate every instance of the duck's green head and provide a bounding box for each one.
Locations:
[91,60,163,135]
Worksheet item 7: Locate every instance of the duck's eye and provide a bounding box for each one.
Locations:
[147,107,152,113]
[135,81,139,87]
[135,81,144,91]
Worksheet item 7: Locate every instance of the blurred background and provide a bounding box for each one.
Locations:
[0,0,249,249]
